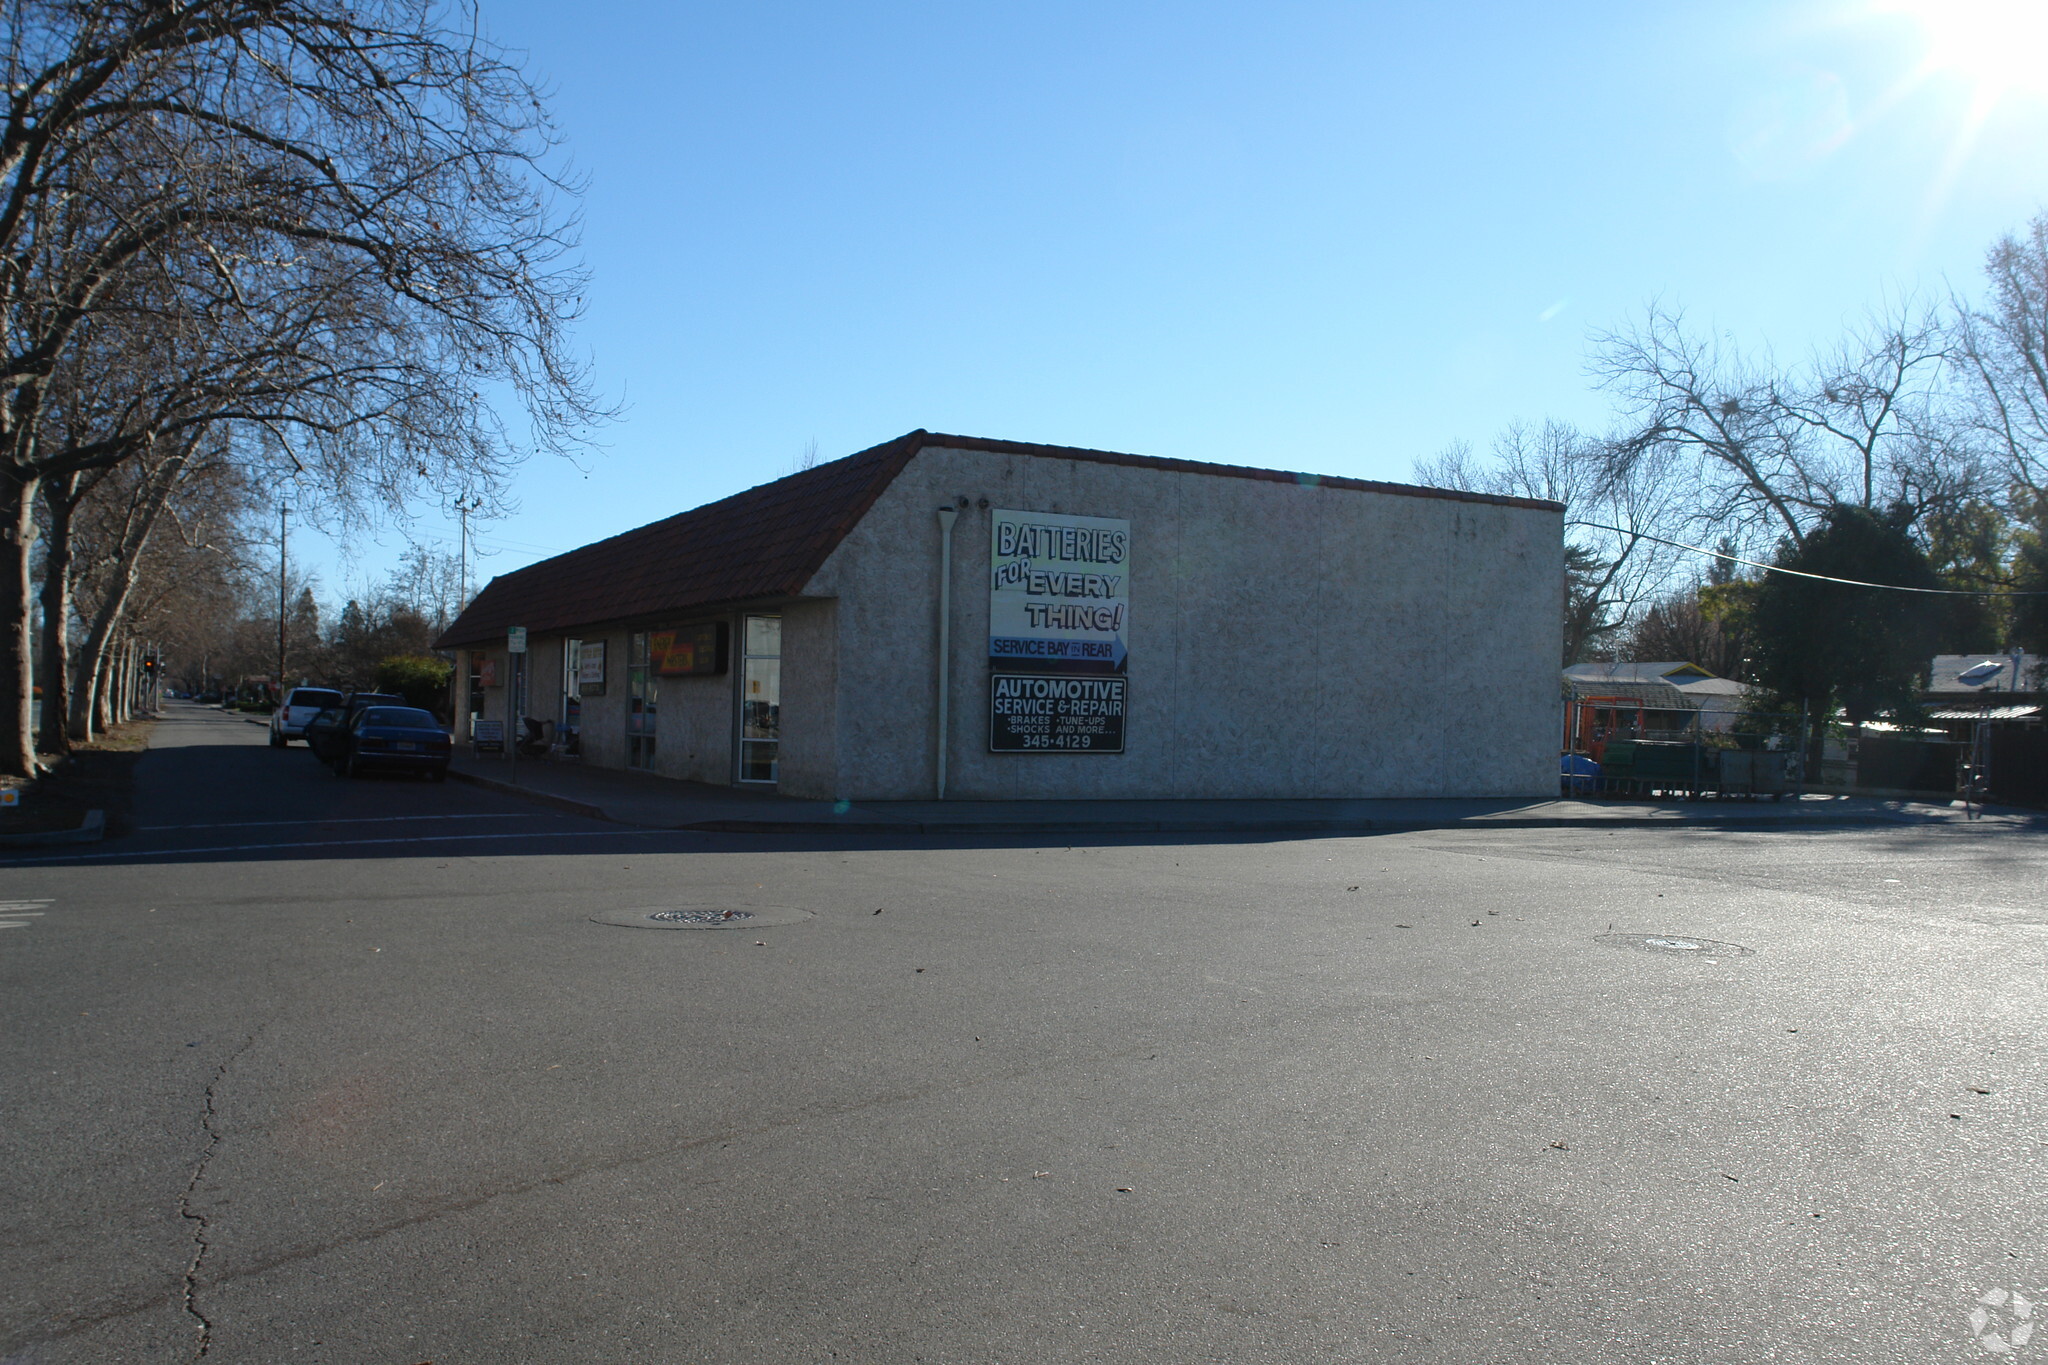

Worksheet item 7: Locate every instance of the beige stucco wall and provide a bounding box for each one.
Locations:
[510,626,740,784]
[776,598,839,798]
[653,659,739,785]
[798,443,1562,801]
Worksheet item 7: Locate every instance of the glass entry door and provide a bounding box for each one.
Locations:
[738,614,780,783]
[627,631,657,769]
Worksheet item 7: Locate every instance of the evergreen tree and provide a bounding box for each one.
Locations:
[1751,506,1944,739]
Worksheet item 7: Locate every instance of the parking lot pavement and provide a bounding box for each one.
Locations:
[11,701,639,865]
[2,706,2043,1362]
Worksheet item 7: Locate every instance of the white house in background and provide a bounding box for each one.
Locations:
[1925,653,2044,727]
[1563,660,1752,732]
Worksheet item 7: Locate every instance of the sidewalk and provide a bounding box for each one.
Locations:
[447,750,2047,836]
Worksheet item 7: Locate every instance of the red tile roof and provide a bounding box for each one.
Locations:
[435,430,922,648]
[436,429,1559,649]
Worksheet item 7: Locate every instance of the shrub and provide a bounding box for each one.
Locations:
[376,654,454,717]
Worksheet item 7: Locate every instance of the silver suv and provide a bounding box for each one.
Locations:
[269,688,343,747]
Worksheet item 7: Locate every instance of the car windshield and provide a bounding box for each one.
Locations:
[360,708,437,728]
[290,689,341,708]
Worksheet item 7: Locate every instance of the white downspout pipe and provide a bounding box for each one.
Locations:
[935,505,958,800]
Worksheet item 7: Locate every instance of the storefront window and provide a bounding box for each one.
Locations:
[739,614,780,783]
[627,631,657,769]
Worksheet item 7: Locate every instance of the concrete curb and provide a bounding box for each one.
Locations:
[446,767,612,823]
[0,809,106,846]
[673,810,2013,838]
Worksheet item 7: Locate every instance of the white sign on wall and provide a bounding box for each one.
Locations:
[988,509,1129,671]
[576,640,607,695]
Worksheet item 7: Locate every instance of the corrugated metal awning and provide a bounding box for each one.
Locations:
[1563,679,1690,710]
[1929,705,2041,721]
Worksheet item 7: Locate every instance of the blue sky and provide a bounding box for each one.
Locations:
[301,0,2048,602]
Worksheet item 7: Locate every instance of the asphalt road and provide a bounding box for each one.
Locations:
[2,702,2044,1363]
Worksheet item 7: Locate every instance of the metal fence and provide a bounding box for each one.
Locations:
[1561,735,1803,799]
[1564,698,2045,806]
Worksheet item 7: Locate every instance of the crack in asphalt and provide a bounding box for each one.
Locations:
[14,1026,1217,1347]
[178,1033,260,1359]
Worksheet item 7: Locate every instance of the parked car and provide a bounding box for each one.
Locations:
[269,687,344,747]
[332,706,452,780]
[303,692,409,765]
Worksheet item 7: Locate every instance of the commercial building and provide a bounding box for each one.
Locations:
[434,430,1564,801]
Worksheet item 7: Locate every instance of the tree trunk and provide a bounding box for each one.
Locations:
[66,659,95,742]
[94,644,113,734]
[118,639,134,723]
[0,465,39,777]
[38,474,77,756]
[72,627,101,744]
[66,454,186,742]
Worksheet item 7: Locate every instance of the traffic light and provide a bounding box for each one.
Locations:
[143,656,158,676]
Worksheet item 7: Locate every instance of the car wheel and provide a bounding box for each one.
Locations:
[431,766,448,783]
[270,730,285,748]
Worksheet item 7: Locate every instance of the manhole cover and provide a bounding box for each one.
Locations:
[1598,933,1754,957]
[590,905,815,931]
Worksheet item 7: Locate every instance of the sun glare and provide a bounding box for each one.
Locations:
[1882,0,2048,99]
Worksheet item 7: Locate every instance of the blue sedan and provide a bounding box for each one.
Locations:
[336,706,453,781]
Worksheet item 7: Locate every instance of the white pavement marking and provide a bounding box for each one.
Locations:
[138,813,560,832]
[0,897,53,933]
[0,828,675,864]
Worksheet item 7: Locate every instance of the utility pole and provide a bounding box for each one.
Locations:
[456,496,479,607]
[277,504,289,699]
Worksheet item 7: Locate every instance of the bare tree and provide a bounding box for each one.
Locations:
[1774,303,1976,514]
[1593,302,1978,559]
[1590,308,1816,547]
[1954,211,2048,507]
[377,544,468,636]
[1417,419,1685,662]
[1626,584,1751,679]
[0,0,606,775]
[65,433,256,739]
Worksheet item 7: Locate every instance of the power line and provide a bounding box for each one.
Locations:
[1567,521,2048,597]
